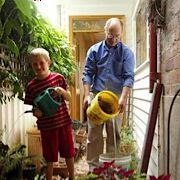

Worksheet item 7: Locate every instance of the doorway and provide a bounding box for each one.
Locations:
[69,15,126,121]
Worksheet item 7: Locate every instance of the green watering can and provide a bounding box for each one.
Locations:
[34,87,61,117]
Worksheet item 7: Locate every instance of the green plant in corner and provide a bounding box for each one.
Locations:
[0,0,77,104]
[119,121,139,172]
[0,142,26,179]
[0,141,47,180]
[119,122,136,156]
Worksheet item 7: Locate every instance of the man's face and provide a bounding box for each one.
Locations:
[105,24,121,47]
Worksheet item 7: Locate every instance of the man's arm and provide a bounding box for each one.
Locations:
[83,84,91,109]
[119,86,130,113]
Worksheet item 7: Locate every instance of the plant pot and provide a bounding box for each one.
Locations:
[5,163,22,179]
[99,153,131,168]
[23,164,36,180]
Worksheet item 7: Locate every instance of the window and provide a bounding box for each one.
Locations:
[136,4,148,67]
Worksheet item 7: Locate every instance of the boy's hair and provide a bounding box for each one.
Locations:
[30,48,51,61]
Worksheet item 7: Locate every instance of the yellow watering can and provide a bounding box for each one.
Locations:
[86,90,119,125]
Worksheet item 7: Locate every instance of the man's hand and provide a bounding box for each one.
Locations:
[118,96,127,113]
[118,86,130,113]
[83,95,91,110]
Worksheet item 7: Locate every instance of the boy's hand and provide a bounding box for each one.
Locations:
[54,87,63,95]
[54,87,71,101]
[32,107,43,118]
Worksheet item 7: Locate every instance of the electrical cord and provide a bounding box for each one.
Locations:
[167,88,180,174]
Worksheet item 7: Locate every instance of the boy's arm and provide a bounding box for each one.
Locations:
[54,87,71,101]
[32,107,43,118]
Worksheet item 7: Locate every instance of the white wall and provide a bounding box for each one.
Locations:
[35,0,61,29]
[133,62,159,176]
[0,91,36,147]
[131,0,159,176]
[36,0,137,49]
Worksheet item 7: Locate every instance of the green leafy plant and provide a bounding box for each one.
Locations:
[149,175,170,180]
[0,0,76,104]
[0,141,46,179]
[119,123,136,156]
[75,160,146,180]
[0,142,26,179]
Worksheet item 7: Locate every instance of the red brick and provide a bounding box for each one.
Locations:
[177,40,180,53]
[172,1,180,14]
[176,69,180,83]
[174,54,180,69]
[165,59,174,72]
[169,70,178,83]
[164,84,171,95]
[162,73,170,84]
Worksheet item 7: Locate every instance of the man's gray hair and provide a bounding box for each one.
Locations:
[104,18,123,31]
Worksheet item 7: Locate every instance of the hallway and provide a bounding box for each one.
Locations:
[0,0,179,179]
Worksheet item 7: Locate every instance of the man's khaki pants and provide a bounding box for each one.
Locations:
[86,93,121,171]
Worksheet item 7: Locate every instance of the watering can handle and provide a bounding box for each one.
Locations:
[34,87,61,106]
[47,87,61,105]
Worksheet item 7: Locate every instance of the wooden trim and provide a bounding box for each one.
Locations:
[69,15,126,42]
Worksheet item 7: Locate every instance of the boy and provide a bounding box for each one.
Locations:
[24,48,75,180]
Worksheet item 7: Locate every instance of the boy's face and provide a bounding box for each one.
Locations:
[31,55,51,79]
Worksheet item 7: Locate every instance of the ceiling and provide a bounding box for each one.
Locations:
[57,0,137,6]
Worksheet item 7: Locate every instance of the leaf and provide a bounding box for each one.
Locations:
[0,20,3,38]
[13,21,23,37]
[149,176,157,180]
[158,174,171,180]
[14,0,33,20]
[4,20,13,36]
[0,0,5,10]
[6,37,19,57]
[17,12,25,24]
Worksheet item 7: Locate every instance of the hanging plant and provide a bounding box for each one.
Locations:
[0,0,76,104]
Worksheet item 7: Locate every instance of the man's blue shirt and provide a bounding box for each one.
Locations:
[82,40,135,94]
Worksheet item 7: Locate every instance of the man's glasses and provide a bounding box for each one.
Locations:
[106,33,121,40]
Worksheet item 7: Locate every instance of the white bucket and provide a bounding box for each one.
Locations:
[99,153,131,168]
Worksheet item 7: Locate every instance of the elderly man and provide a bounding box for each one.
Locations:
[82,17,135,171]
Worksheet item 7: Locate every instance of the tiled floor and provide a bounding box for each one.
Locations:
[75,156,89,177]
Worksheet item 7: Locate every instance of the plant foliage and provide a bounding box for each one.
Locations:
[0,141,47,179]
[0,0,76,104]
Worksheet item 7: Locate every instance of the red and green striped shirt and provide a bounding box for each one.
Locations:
[24,72,72,130]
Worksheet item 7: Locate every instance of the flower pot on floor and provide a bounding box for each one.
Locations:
[23,164,36,180]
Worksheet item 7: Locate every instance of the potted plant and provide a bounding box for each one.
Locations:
[0,141,46,180]
[22,157,37,180]
[75,160,146,180]
[119,123,136,156]
[0,142,26,179]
